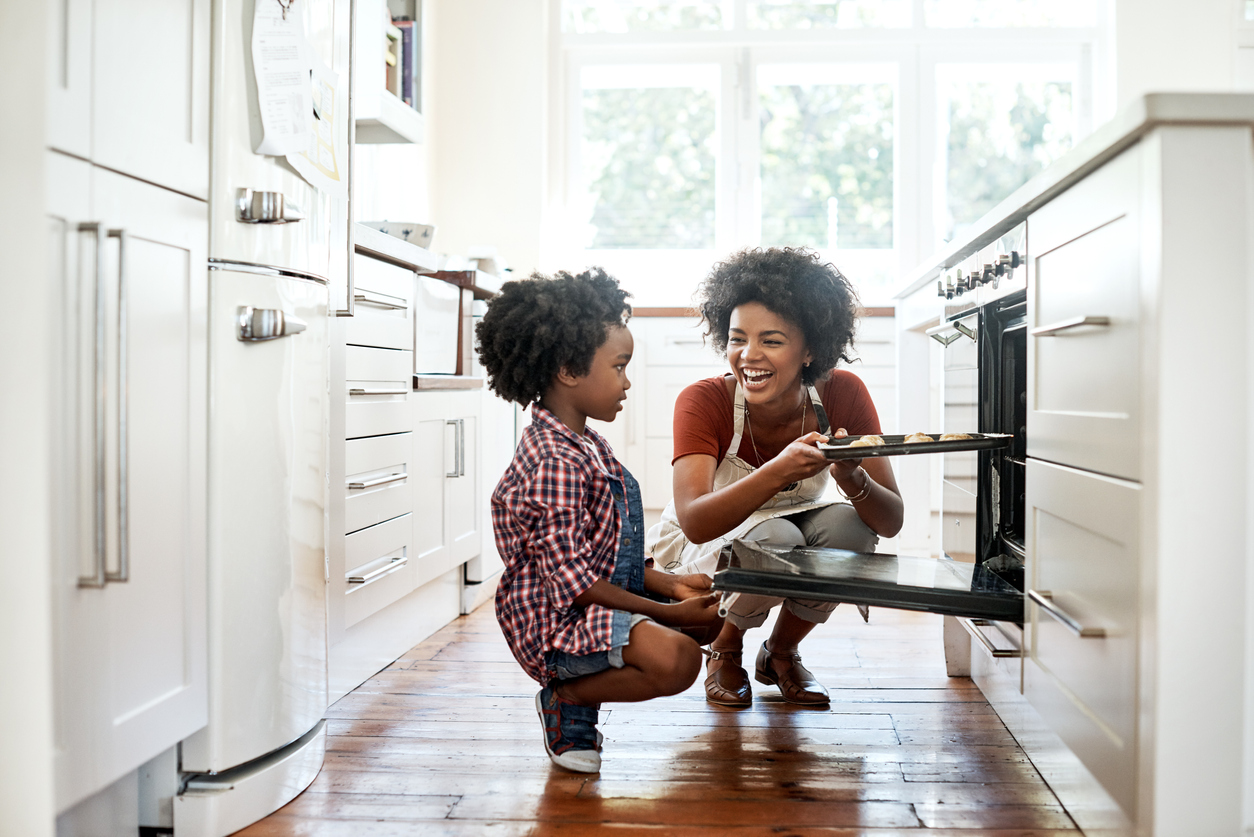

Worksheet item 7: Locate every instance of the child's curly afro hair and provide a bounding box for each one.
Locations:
[697,247,860,385]
[475,267,632,406]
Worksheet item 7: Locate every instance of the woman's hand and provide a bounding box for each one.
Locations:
[763,430,833,486]
[826,427,864,483]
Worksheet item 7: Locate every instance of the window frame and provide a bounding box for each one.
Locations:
[545,1,1109,306]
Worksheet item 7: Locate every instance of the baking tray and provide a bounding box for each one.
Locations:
[818,432,1012,460]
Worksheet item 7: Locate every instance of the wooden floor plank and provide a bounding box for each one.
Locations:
[238,604,1079,835]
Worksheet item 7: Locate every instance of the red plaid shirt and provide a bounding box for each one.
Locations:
[492,405,626,684]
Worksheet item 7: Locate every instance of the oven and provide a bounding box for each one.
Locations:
[711,226,1032,626]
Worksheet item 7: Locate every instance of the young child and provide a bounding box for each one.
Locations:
[476,267,723,774]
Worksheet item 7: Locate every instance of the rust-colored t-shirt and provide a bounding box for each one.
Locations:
[672,372,882,469]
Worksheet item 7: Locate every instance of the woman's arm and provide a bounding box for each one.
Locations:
[828,433,904,537]
[672,431,832,544]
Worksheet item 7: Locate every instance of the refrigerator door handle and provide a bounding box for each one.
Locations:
[107,228,130,584]
[237,306,308,342]
[235,188,305,224]
[78,222,108,588]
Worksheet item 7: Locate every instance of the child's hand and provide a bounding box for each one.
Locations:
[671,573,713,600]
[660,593,724,632]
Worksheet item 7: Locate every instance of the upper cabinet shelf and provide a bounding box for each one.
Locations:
[354,0,423,144]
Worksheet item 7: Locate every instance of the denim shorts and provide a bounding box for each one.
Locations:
[546,612,650,681]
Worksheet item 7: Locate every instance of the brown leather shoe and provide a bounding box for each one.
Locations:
[754,642,829,705]
[704,649,752,707]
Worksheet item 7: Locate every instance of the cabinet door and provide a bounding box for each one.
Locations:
[93,0,210,199]
[54,165,209,813]
[412,394,449,587]
[445,393,481,566]
[46,0,93,158]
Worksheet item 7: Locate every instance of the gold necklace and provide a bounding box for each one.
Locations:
[744,389,807,466]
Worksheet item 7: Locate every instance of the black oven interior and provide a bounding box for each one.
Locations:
[943,289,1027,595]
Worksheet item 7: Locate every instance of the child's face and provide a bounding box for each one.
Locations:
[572,325,633,423]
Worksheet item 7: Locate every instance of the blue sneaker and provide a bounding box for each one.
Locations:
[535,684,601,773]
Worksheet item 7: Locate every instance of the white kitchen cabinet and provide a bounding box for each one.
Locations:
[46,151,208,813]
[1027,147,1142,482]
[1025,458,1140,816]
[893,95,1254,837]
[46,0,210,200]
[412,390,482,588]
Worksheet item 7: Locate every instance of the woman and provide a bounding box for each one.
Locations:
[646,247,903,707]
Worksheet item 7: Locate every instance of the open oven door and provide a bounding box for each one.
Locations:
[712,540,1024,623]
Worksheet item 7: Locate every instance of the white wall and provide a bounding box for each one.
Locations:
[0,3,57,836]
[1115,0,1238,107]
[425,0,548,275]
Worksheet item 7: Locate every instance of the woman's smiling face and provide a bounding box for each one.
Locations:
[726,302,811,403]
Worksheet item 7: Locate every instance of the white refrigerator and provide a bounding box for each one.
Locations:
[173,0,349,834]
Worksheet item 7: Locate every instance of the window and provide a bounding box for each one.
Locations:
[549,2,1106,306]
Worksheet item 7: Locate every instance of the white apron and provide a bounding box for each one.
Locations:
[646,380,839,576]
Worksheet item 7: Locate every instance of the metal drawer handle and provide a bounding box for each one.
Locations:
[347,472,407,490]
[1030,315,1111,337]
[349,387,408,396]
[347,555,409,584]
[354,290,407,310]
[1028,590,1107,638]
[238,306,307,342]
[961,618,1022,658]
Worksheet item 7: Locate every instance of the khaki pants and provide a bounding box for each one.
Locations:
[722,503,878,630]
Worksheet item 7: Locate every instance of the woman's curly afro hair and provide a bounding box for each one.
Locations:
[697,247,860,385]
[475,266,632,406]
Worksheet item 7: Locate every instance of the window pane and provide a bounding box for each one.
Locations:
[747,0,910,29]
[563,0,729,33]
[924,0,1096,27]
[940,67,1074,244]
[1247,0,1254,20]
[580,66,718,250]
[759,66,894,251]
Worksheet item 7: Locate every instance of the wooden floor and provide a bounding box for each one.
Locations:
[237,603,1081,836]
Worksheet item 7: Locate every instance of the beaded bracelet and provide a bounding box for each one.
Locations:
[838,467,873,503]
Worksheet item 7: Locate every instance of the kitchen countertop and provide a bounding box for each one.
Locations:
[894,92,1254,300]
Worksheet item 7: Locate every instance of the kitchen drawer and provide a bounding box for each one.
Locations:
[345,432,413,535]
[347,255,414,351]
[343,513,417,628]
[346,346,411,440]
[637,317,723,367]
[1027,148,1141,481]
[1024,458,1140,817]
[644,364,728,439]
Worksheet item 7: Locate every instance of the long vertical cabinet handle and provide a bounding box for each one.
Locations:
[106,229,129,583]
[458,418,466,477]
[337,0,357,318]
[446,419,464,478]
[78,222,108,588]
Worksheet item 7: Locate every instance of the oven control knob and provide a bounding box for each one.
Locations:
[1010,250,1022,268]
[983,264,995,283]
[996,255,1008,276]
[954,268,964,289]
[937,279,946,298]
